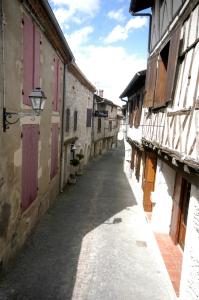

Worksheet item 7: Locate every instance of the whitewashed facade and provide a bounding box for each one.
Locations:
[128,1,199,299]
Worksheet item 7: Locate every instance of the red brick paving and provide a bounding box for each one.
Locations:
[146,213,183,297]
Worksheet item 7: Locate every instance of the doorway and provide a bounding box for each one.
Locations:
[143,152,157,212]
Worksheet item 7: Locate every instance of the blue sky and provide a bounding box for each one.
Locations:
[48,0,149,105]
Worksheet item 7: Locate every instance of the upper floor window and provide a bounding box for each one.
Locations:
[109,121,112,131]
[74,111,78,131]
[97,118,101,132]
[86,109,92,127]
[65,108,70,132]
[144,25,181,109]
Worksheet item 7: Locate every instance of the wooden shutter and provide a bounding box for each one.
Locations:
[52,57,59,111]
[170,173,182,244]
[154,54,167,108]
[135,150,141,181]
[23,15,34,106]
[22,124,39,211]
[131,146,135,170]
[165,26,181,102]
[50,124,59,179]
[33,25,40,88]
[56,60,61,112]
[143,55,158,108]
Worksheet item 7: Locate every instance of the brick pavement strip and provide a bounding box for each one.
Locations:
[0,143,176,300]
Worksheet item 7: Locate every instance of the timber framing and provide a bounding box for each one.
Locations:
[21,0,74,63]
[142,138,199,176]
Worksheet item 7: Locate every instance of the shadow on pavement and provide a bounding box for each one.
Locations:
[0,141,137,300]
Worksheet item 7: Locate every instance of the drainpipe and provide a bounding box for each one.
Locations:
[59,58,75,192]
[129,11,152,53]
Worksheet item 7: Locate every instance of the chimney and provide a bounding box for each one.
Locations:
[99,89,104,98]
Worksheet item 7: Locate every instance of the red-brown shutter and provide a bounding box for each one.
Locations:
[165,26,181,102]
[52,57,58,111]
[154,55,167,108]
[23,15,34,106]
[21,124,39,211]
[143,55,158,108]
[57,61,62,112]
[50,124,59,179]
[33,25,40,88]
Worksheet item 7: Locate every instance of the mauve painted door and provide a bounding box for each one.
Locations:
[50,124,59,179]
[21,125,39,211]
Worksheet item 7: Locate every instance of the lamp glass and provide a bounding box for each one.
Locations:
[29,88,46,115]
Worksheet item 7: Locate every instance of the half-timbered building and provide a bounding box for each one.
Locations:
[127,1,199,299]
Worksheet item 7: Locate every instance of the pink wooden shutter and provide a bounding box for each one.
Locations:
[52,57,58,111]
[33,25,40,88]
[57,61,61,112]
[50,124,59,179]
[22,124,39,211]
[23,15,34,106]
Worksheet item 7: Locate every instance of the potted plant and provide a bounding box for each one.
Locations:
[68,159,80,183]
[76,154,84,175]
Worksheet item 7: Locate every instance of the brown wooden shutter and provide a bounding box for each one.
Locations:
[154,54,167,108]
[50,124,59,179]
[165,26,181,102]
[170,173,182,244]
[143,55,158,108]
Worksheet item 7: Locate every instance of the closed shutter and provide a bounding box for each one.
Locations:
[154,54,167,107]
[57,60,61,112]
[165,26,181,102]
[52,57,58,111]
[50,124,59,179]
[143,55,158,108]
[23,15,34,106]
[22,124,39,211]
[33,25,40,88]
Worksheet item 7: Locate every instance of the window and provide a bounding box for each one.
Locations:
[74,111,78,131]
[109,121,112,131]
[144,25,181,108]
[86,108,92,127]
[97,118,101,132]
[23,14,40,106]
[65,108,70,132]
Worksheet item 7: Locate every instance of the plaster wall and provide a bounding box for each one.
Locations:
[180,184,199,300]
[151,159,175,233]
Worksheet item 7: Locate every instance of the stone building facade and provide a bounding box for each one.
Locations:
[0,0,74,267]
[60,63,96,189]
[91,94,120,157]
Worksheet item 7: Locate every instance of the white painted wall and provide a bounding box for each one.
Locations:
[151,160,175,233]
[180,184,199,300]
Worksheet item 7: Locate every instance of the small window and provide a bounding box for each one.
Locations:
[65,108,70,132]
[86,108,92,127]
[97,118,101,132]
[109,121,112,131]
[74,111,78,131]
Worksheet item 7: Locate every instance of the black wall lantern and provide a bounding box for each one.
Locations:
[3,88,47,132]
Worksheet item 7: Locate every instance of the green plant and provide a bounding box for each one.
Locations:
[76,153,84,160]
[70,158,80,166]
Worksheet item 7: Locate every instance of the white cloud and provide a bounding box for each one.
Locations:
[107,8,126,22]
[50,0,100,20]
[72,44,146,105]
[104,16,147,44]
[65,26,94,49]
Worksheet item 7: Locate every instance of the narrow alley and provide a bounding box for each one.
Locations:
[0,143,175,300]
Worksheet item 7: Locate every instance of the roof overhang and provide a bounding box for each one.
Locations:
[120,70,146,99]
[129,0,153,13]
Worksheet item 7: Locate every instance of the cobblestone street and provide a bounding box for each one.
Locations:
[0,144,176,300]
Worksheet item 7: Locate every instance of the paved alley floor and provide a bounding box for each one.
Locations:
[0,144,176,300]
